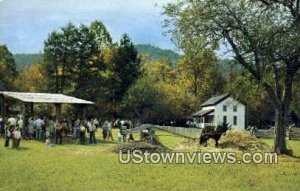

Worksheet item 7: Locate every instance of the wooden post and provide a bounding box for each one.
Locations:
[0,94,4,119]
[82,105,87,120]
[55,103,62,121]
[0,95,8,119]
[21,103,26,127]
[29,102,34,117]
[21,103,27,137]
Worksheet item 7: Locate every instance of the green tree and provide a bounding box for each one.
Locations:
[44,21,112,98]
[179,49,223,98]
[0,45,17,91]
[14,62,47,92]
[109,34,141,117]
[122,76,170,123]
[164,0,300,154]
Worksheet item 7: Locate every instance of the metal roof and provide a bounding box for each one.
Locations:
[192,109,214,117]
[201,93,230,107]
[0,91,94,105]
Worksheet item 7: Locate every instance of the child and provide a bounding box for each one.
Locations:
[45,131,52,146]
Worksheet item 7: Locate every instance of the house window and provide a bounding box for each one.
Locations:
[233,116,237,126]
[233,105,237,112]
[223,105,227,112]
[223,116,227,124]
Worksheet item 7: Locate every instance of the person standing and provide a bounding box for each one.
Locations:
[17,117,24,138]
[27,117,35,139]
[107,120,114,141]
[4,121,11,147]
[102,120,109,141]
[54,119,63,144]
[12,127,21,149]
[46,116,55,138]
[34,116,44,140]
[120,120,127,142]
[93,118,99,129]
[73,118,80,140]
[88,119,97,144]
[7,116,17,129]
[7,116,16,147]
[62,118,68,137]
[79,120,86,144]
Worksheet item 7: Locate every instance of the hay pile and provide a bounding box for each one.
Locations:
[177,130,271,152]
[112,135,170,153]
[112,141,170,153]
[219,130,271,152]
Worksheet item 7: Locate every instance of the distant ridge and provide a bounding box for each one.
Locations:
[135,44,180,63]
[13,53,43,70]
[13,44,181,70]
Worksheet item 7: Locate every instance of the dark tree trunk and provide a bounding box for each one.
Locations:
[274,107,288,154]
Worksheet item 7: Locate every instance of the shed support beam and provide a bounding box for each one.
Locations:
[55,103,62,121]
[29,102,34,117]
[22,103,27,137]
[0,95,8,119]
[0,95,4,119]
[81,105,87,120]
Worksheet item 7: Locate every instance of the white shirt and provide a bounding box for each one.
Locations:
[93,119,99,127]
[18,119,23,128]
[102,121,109,130]
[8,117,17,126]
[88,121,96,132]
[34,119,44,129]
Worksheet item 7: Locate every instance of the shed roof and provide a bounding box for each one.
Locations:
[192,109,214,117]
[201,93,230,107]
[0,91,94,105]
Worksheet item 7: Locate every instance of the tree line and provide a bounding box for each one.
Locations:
[1,10,300,154]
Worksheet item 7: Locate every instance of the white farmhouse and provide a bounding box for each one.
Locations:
[192,94,246,130]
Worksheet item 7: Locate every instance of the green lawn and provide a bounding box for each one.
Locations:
[1,130,300,191]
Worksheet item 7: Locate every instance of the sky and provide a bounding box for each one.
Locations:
[0,0,176,54]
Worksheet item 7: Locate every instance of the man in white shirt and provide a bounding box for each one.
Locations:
[93,118,99,128]
[17,117,23,129]
[88,119,97,144]
[107,120,114,141]
[34,117,44,140]
[17,117,24,138]
[7,116,17,128]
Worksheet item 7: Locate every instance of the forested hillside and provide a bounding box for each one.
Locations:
[13,54,43,70]
[13,44,180,70]
[135,44,180,63]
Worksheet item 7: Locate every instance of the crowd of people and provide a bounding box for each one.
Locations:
[0,114,137,149]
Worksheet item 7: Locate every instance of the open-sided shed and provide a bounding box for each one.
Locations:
[0,91,94,122]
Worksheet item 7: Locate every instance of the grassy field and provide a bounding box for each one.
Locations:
[1,129,300,191]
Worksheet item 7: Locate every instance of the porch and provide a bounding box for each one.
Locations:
[192,109,216,128]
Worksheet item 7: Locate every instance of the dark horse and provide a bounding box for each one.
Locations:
[199,122,231,148]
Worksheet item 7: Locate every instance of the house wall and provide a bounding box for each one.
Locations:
[213,97,246,130]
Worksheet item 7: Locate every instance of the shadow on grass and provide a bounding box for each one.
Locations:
[16,147,30,151]
[2,147,30,151]
[27,136,119,146]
